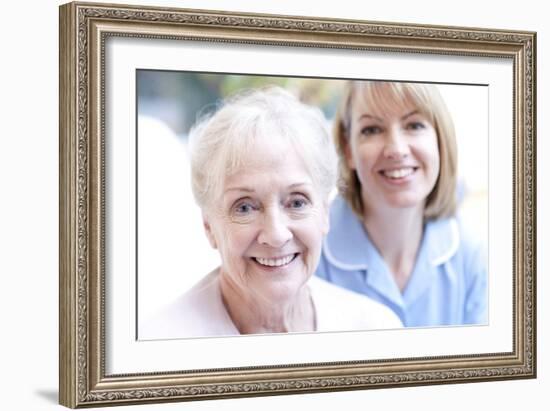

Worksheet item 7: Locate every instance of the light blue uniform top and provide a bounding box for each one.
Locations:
[315,196,488,327]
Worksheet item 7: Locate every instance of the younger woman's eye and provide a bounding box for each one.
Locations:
[360,125,382,137]
[406,121,426,131]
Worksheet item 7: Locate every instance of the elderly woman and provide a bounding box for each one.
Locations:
[316,81,488,327]
[144,87,401,339]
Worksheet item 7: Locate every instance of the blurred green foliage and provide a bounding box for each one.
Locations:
[137,70,346,137]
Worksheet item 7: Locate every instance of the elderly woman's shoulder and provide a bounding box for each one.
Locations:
[139,269,238,340]
[309,277,403,331]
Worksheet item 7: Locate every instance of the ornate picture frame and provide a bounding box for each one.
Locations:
[59,1,536,408]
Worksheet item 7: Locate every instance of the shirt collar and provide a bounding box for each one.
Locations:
[322,196,373,271]
[425,217,460,266]
[323,195,460,271]
[402,218,460,305]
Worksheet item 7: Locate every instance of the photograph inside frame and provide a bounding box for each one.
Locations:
[136,70,488,341]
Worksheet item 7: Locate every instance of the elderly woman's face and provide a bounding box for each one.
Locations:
[203,139,328,304]
[346,89,440,213]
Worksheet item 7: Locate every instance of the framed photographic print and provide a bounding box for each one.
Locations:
[59,1,536,408]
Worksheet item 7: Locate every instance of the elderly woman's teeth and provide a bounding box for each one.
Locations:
[383,167,414,179]
[255,255,295,267]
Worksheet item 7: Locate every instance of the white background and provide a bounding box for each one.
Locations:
[0,0,545,409]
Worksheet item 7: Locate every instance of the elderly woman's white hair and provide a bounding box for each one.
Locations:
[188,86,337,210]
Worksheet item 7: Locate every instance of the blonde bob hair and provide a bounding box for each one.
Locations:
[334,81,458,220]
[188,86,337,210]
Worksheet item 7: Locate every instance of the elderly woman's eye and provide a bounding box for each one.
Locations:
[233,201,256,215]
[287,195,310,210]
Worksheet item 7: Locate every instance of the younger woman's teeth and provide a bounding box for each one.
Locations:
[383,167,414,179]
[254,254,295,267]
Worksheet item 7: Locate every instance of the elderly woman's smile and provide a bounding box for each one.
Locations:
[252,253,298,268]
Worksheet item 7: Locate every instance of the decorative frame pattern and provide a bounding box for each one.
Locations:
[59,1,536,408]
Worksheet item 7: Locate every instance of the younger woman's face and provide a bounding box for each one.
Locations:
[345,88,440,215]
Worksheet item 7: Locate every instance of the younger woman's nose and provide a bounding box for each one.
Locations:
[383,128,410,159]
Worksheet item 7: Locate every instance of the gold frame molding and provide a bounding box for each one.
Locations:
[59,1,537,408]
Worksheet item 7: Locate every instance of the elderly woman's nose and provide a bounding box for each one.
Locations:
[257,209,293,247]
[383,128,410,160]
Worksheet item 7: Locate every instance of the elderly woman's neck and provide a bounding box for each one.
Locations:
[362,206,424,292]
[219,274,316,334]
